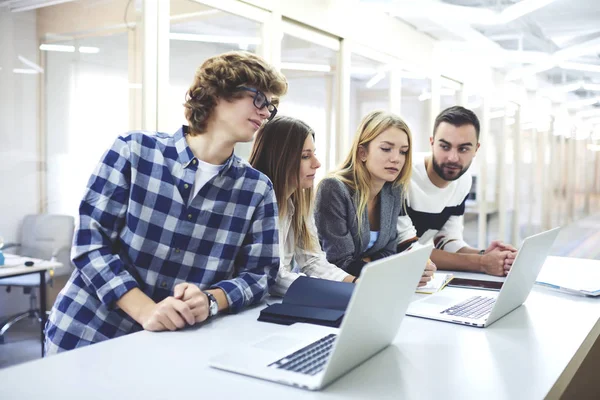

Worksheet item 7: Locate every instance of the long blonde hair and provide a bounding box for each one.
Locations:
[330,110,413,234]
[249,116,318,251]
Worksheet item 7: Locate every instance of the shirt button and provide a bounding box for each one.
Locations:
[188,214,193,220]
[192,159,197,165]
[160,281,167,289]
[184,183,189,189]
[175,248,180,253]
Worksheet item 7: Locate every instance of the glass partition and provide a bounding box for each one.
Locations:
[280,32,338,180]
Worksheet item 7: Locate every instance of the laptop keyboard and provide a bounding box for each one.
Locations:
[268,333,337,375]
[441,296,495,320]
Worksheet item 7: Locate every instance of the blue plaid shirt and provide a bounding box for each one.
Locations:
[45,126,279,354]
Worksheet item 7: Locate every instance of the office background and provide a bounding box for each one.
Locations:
[1,0,599,362]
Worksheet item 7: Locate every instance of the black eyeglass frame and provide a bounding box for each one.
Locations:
[236,86,277,120]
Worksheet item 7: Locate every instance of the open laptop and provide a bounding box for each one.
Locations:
[209,244,433,391]
[407,228,560,328]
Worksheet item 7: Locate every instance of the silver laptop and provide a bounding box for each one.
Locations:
[209,244,433,391]
[407,228,560,328]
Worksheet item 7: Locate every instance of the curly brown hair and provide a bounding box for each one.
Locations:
[183,51,288,135]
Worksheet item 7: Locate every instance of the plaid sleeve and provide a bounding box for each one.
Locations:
[212,186,279,312]
[71,136,139,308]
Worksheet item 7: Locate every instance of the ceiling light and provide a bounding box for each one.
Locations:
[40,44,75,52]
[78,46,100,54]
[13,68,38,74]
[280,62,331,72]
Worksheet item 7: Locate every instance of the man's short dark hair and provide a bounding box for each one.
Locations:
[433,106,480,141]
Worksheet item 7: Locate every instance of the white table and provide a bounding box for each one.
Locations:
[0,255,61,355]
[0,257,598,399]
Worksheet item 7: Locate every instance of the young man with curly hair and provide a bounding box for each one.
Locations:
[45,51,288,354]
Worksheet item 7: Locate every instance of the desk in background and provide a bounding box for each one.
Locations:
[0,257,598,399]
[0,255,62,356]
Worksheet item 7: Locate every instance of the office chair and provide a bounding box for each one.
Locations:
[0,214,74,344]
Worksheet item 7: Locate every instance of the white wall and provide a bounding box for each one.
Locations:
[0,8,39,317]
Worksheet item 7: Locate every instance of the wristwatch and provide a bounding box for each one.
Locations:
[204,291,219,318]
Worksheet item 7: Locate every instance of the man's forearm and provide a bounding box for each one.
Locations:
[456,246,481,255]
[430,248,483,272]
[116,287,156,324]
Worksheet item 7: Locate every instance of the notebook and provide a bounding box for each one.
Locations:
[415,273,454,294]
[258,277,354,327]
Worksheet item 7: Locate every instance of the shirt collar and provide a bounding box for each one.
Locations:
[177,125,237,175]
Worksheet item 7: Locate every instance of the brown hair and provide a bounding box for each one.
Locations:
[249,116,318,252]
[184,51,288,134]
[331,110,413,234]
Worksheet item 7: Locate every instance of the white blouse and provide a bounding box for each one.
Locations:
[271,199,350,297]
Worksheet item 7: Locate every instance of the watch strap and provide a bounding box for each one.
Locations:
[204,291,218,318]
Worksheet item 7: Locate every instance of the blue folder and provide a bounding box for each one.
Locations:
[258,277,355,327]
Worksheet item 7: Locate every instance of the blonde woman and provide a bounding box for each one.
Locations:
[249,116,356,296]
[314,111,435,284]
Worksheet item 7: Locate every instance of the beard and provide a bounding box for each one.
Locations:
[431,155,471,182]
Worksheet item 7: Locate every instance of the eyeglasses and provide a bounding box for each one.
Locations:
[236,86,277,121]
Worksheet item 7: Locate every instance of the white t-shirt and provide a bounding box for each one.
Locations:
[190,158,223,203]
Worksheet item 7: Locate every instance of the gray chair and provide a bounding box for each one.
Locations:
[0,214,75,344]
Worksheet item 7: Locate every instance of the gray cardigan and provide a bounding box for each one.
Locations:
[314,177,404,276]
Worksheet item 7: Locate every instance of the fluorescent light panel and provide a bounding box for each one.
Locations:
[13,68,38,74]
[40,44,75,52]
[78,46,100,54]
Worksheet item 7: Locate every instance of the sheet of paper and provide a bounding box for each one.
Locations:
[536,257,600,293]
